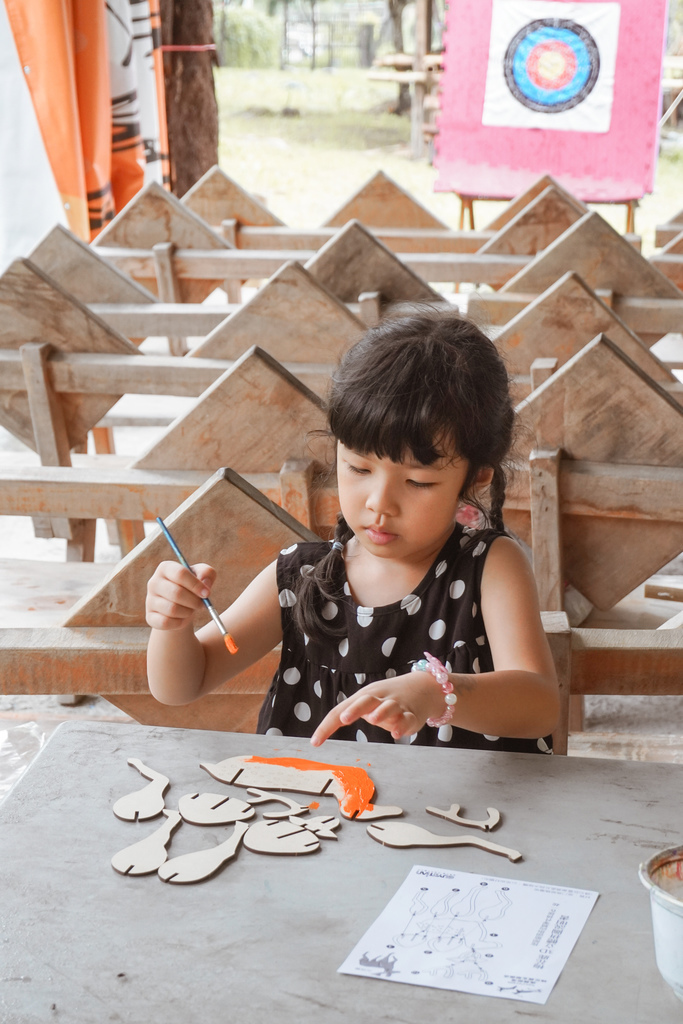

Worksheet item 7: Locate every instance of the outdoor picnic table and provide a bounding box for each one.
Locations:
[2,721,681,1022]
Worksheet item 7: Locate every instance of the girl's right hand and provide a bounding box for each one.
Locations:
[145,561,217,631]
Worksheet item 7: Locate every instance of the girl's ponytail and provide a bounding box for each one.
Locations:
[292,513,353,641]
[488,465,507,533]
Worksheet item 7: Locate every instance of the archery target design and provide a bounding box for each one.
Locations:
[482,1,621,133]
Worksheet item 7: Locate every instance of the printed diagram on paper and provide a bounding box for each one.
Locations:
[339,865,598,1004]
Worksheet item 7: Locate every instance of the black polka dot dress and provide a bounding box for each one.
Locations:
[257,523,553,754]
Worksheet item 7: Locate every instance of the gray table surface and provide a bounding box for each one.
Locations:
[1,721,681,1024]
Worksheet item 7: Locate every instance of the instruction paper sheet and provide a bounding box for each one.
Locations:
[339,865,599,1004]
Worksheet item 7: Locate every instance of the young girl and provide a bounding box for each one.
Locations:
[146,308,559,753]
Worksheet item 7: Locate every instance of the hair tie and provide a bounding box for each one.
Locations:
[331,540,344,552]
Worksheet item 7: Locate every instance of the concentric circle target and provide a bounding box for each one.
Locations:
[504,18,600,113]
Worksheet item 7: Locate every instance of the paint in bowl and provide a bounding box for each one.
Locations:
[639,845,683,1002]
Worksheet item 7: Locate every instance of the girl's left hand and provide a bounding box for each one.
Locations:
[310,671,443,746]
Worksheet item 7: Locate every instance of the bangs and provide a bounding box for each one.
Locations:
[328,352,459,466]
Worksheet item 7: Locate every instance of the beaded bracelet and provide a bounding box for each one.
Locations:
[411,652,457,728]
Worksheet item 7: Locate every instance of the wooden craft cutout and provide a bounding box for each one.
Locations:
[130,346,326,474]
[190,260,362,364]
[200,754,402,820]
[243,819,320,855]
[501,211,681,299]
[94,180,229,303]
[425,804,501,832]
[366,822,522,862]
[288,814,340,839]
[158,821,249,884]
[484,173,575,232]
[112,758,170,821]
[111,810,182,875]
[322,170,448,230]
[178,792,255,826]
[244,787,313,819]
[305,219,440,304]
[181,165,284,227]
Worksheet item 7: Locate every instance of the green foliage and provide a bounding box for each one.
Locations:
[214,7,280,69]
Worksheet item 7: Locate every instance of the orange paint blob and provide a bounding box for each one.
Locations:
[308,801,320,810]
[246,756,376,817]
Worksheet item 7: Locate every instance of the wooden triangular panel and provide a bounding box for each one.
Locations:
[485,175,585,232]
[322,170,448,230]
[479,186,585,256]
[0,259,139,450]
[501,212,682,298]
[181,165,284,227]
[190,261,363,363]
[63,468,318,627]
[29,225,157,304]
[305,220,440,304]
[496,271,675,385]
[516,334,683,465]
[94,181,228,302]
[131,346,327,473]
[661,228,683,255]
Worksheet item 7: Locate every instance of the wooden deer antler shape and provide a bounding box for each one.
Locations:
[158,821,250,884]
[243,819,321,855]
[426,803,501,832]
[111,811,182,876]
[366,822,522,862]
[244,788,312,819]
[112,758,170,821]
[178,792,255,826]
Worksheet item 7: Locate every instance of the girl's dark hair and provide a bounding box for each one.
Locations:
[293,306,515,641]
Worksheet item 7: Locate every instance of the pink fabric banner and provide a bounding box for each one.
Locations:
[434,0,669,201]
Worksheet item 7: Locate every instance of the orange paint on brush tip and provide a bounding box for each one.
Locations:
[224,634,239,655]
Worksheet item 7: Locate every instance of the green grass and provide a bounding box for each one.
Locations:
[215,67,683,253]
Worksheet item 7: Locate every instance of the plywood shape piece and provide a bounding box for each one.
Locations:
[242,819,321,855]
[323,170,448,230]
[112,758,170,821]
[289,814,341,838]
[94,181,228,303]
[244,787,316,819]
[366,822,522,862]
[479,185,585,256]
[178,792,255,826]
[111,810,182,875]
[425,803,501,832]
[158,821,249,883]
[0,259,140,450]
[181,165,284,227]
[200,754,392,820]
[501,212,682,299]
[485,174,584,232]
[190,261,362,363]
[305,220,440,304]
[63,467,318,628]
[497,272,675,384]
[516,335,683,466]
[29,225,156,304]
[131,346,326,473]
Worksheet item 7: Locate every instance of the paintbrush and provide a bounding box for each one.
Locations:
[155,516,238,654]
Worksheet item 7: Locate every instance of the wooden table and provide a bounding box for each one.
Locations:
[2,722,681,1022]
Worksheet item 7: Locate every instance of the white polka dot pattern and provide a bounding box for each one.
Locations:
[437,725,453,743]
[472,541,487,557]
[313,680,322,698]
[435,560,447,577]
[280,544,298,555]
[322,601,338,620]
[294,702,311,722]
[355,673,366,685]
[449,579,465,599]
[283,667,301,686]
[356,729,368,742]
[429,619,446,640]
[357,606,374,627]
[537,737,551,753]
[385,668,397,678]
[338,637,349,657]
[266,727,283,736]
[278,589,297,608]
[484,735,500,742]
[381,636,397,657]
[401,594,421,615]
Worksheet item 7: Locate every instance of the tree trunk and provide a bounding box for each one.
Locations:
[387,0,411,115]
[160,0,219,197]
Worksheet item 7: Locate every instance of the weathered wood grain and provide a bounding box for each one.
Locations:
[181,164,284,228]
[322,169,449,230]
[480,184,585,256]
